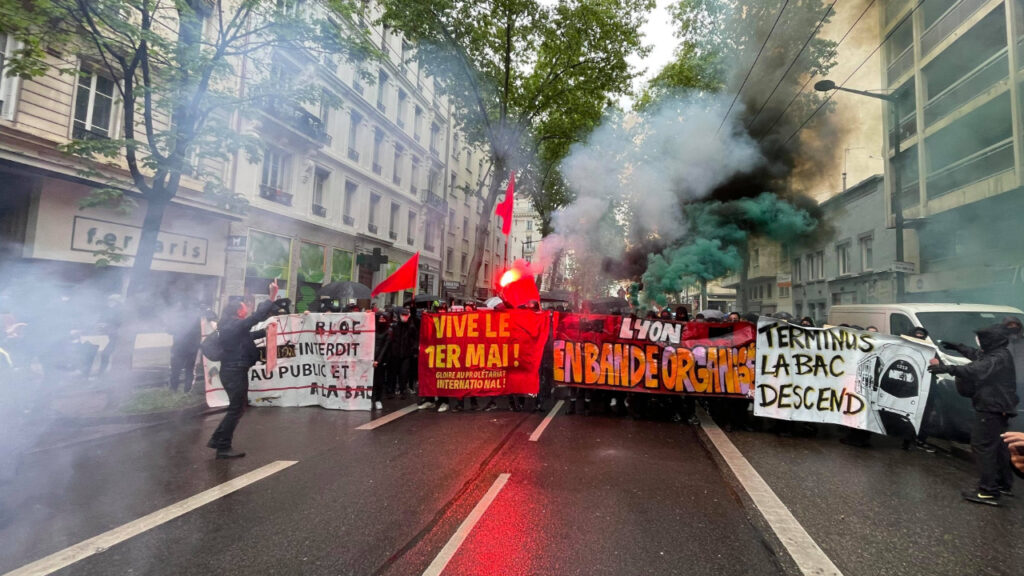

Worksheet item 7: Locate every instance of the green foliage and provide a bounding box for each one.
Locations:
[77,187,137,215]
[378,0,653,292]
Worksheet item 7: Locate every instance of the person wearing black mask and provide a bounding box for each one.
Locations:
[206,294,281,459]
[371,312,391,410]
[930,325,1019,506]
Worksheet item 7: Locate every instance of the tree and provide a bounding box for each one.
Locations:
[1,0,373,368]
[377,0,652,298]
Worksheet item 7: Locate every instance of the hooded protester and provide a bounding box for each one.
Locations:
[206,296,281,459]
[384,307,419,404]
[799,316,815,328]
[371,312,391,409]
[930,324,1018,506]
[675,306,690,322]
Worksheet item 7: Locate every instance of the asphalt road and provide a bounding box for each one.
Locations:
[2,397,1021,576]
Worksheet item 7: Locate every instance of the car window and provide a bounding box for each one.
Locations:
[917,312,1024,354]
[889,313,915,337]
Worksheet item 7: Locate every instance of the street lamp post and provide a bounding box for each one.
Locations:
[814,80,904,302]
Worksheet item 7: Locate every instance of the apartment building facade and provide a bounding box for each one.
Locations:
[721,237,794,316]
[0,4,508,312]
[882,0,1024,309]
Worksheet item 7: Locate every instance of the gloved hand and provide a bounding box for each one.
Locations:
[927,363,951,375]
[940,341,960,351]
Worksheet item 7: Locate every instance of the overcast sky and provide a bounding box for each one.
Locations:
[622,0,678,109]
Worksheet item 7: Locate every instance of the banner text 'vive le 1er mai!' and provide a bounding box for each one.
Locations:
[418,310,550,397]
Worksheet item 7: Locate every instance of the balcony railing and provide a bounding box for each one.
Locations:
[348,148,360,162]
[377,102,386,114]
[888,113,917,149]
[393,174,401,186]
[259,184,293,206]
[260,98,331,146]
[353,80,364,96]
[312,203,327,217]
[72,125,110,141]
[924,48,1008,126]
[425,242,436,252]
[922,0,987,56]
[410,185,418,195]
[368,223,378,234]
[389,231,398,240]
[926,138,1014,200]
[343,214,355,226]
[425,192,445,210]
[373,163,382,175]
[407,236,414,246]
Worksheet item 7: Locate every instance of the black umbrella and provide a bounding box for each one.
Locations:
[317,281,371,301]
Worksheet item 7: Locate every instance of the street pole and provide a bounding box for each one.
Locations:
[891,96,905,303]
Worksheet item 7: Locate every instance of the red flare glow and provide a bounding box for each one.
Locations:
[499,268,522,288]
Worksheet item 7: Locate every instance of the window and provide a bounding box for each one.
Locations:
[261,148,290,191]
[401,41,412,70]
[297,241,326,312]
[462,216,469,240]
[425,219,437,250]
[347,111,361,161]
[860,236,874,271]
[446,248,454,272]
[890,313,915,337]
[376,70,388,112]
[74,64,117,139]
[526,220,532,231]
[245,230,292,296]
[453,134,460,159]
[461,252,468,273]
[767,284,773,299]
[816,251,824,279]
[793,258,802,282]
[448,209,455,229]
[414,105,422,141]
[483,262,489,281]
[343,181,357,223]
[410,156,420,192]
[368,193,380,229]
[389,202,400,237]
[312,169,329,216]
[408,210,417,244]
[397,90,407,127]
[393,144,403,185]
[331,249,353,282]
[428,167,438,195]
[837,243,851,276]
[430,122,440,153]
[0,33,23,120]
[779,285,790,298]
[752,248,760,274]
[372,129,384,174]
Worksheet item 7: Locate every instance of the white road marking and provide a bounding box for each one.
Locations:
[356,403,420,430]
[697,410,843,576]
[529,400,564,442]
[422,473,511,576]
[4,460,298,576]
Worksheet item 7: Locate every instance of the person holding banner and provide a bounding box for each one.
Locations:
[930,325,1019,506]
[206,291,283,459]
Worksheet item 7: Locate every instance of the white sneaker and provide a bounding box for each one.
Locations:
[437,403,449,413]
[418,401,435,410]
[374,401,383,410]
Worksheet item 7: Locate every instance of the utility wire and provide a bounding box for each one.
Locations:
[782,0,924,146]
[758,0,877,140]
[716,0,791,135]
[746,0,837,132]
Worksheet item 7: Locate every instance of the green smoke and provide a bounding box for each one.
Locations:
[642,193,816,305]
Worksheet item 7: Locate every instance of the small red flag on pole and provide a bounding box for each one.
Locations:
[495,172,515,236]
[371,252,420,298]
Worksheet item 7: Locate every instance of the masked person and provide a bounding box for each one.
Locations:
[930,325,1018,506]
[169,301,215,393]
[207,296,281,459]
[371,312,391,410]
[383,308,420,405]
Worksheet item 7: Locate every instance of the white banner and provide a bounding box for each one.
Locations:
[202,313,375,410]
[754,318,934,434]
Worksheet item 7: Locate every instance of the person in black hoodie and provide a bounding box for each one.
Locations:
[930,325,1019,506]
[372,312,391,410]
[206,297,279,459]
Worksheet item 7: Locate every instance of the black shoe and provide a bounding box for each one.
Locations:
[962,490,1000,506]
[999,488,1014,498]
[216,449,246,459]
[206,439,219,450]
[915,440,937,453]
[483,401,498,412]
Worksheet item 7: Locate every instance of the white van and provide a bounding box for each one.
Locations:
[828,303,1023,349]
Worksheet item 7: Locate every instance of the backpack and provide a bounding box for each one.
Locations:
[200,330,225,362]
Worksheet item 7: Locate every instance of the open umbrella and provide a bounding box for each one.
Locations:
[698,309,726,320]
[317,281,371,301]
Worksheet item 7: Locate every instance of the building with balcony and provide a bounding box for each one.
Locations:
[720,237,794,316]
[881,0,1024,309]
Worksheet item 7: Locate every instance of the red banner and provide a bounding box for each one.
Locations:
[553,314,755,397]
[418,310,550,397]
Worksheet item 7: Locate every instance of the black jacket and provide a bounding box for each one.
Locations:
[219,300,275,368]
[946,326,1018,414]
[384,318,418,360]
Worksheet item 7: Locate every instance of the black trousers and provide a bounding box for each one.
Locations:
[169,346,198,392]
[209,365,249,450]
[386,356,413,394]
[372,360,387,402]
[971,411,1013,495]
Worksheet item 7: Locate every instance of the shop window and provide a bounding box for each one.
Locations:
[245,230,292,296]
[296,241,326,312]
[331,249,353,282]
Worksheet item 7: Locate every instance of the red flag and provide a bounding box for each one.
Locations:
[495,172,515,236]
[371,252,419,298]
